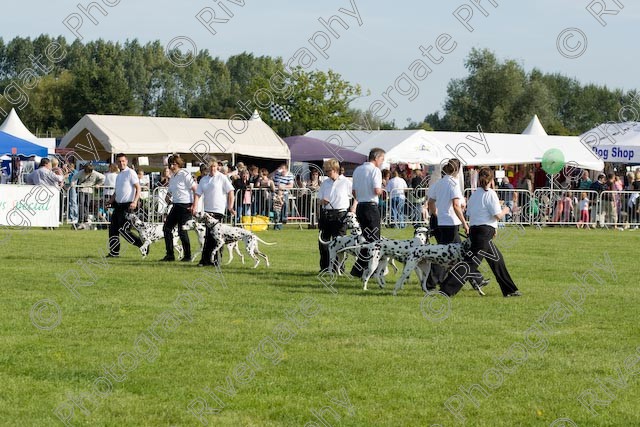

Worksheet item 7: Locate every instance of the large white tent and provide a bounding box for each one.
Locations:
[306,127,604,171]
[580,121,640,164]
[0,108,56,155]
[59,114,290,163]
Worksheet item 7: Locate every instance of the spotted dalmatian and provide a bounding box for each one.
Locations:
[393,240,474,295]
[189,216,244,265]
[318,212,365,275]
[125,212,184,260]
[342,227,431,290]
[199,212,275,268]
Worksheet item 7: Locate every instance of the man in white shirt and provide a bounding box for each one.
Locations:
[350,148,385,278]
[386,170,408,228]
[193,159,235,266]
[317,158,355,272]
[162,154,197,261]
[106,153,143,257]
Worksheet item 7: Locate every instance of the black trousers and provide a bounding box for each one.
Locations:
[350,203,381,277]
[108,202,142,256]
[318,210,348,271]
[426,215,461,288]
[163,203,192,258]
[440,225,519,297]
[201,212,224,265]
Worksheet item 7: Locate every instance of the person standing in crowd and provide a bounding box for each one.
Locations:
[28,158,63,187]
[577,170,592,190]
[162,154,196,262]
[577,192,591,229]
[233,169,252,222]
[440,168,521,297]
[350,148,385,278]
[318,159,355,273]
[387,169,408,228]
[193,159,235,267]
[273,163,294,225]
[73,164,105,228]
[106,153,143,257]
[256,168,274,216]
[498,177,516,222]
[601,173,618,228]
[64,162,79,224]
[427,159,487,292]
[103,163,119,199]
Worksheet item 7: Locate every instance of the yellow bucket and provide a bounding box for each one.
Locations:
[241,215,269,232]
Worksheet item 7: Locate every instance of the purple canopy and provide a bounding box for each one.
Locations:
[284,135,366,164]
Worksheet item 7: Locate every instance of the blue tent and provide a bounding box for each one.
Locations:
[0,130,47,157]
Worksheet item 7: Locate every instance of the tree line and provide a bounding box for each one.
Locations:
[0,37,635,138]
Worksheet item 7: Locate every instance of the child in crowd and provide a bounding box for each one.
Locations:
[272,188,284,230]
[577,192,590,229]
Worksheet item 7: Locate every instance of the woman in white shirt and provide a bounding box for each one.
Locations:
[162,155,197,261]
[440,168,521,297]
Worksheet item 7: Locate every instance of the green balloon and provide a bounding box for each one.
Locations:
[542,148,565,174]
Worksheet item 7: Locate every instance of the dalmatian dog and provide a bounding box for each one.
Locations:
[394,239,487,295]
[318,212,365,275]
[125,212,184,259]
[339,227,431,290]
[199,213,275,268]
[189,216,244,265]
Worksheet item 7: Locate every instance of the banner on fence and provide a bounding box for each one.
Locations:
[0,184,60,227]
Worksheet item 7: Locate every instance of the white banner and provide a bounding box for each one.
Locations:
[0,184,61,227]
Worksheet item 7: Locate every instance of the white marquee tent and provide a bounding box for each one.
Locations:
[0,108,56,155]
[580,121,640,164]
[307,125,604,171]
[59,114,290,163]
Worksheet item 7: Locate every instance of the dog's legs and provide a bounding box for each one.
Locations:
[389,258,398,274]
[393,260,416,295]
[140,241,150,258]
[226,242,235,265]
[249,239,270,268]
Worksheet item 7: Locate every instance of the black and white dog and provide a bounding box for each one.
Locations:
[318,212,365,275]
[393,239,487,295]
[341,227,431,290]
[199,213,275,268]
[125,212,185,259]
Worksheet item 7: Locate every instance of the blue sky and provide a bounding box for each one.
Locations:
[3,0,637,126]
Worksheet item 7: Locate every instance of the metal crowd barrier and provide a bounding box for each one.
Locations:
[57,185,640,230]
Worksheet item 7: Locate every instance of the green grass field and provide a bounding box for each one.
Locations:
[1,225,638,426]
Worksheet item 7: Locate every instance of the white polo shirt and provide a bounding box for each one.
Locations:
[386,176,408,199]
[352,162,382,203]
[318,175,352,210]
[467,188,501,229]
[114,167,139,203]
[428,175,463,226]
[168,169,196,203]
[196,173,234,214]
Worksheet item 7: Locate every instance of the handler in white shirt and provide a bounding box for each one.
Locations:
[193,159,235,266]
[350,148,385,278]
[317,158,355,272]
[162,155,196,262]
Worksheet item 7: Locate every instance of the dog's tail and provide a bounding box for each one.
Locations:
[318,233,331,245]
[338,242,372,253]
[255,236,277,246]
